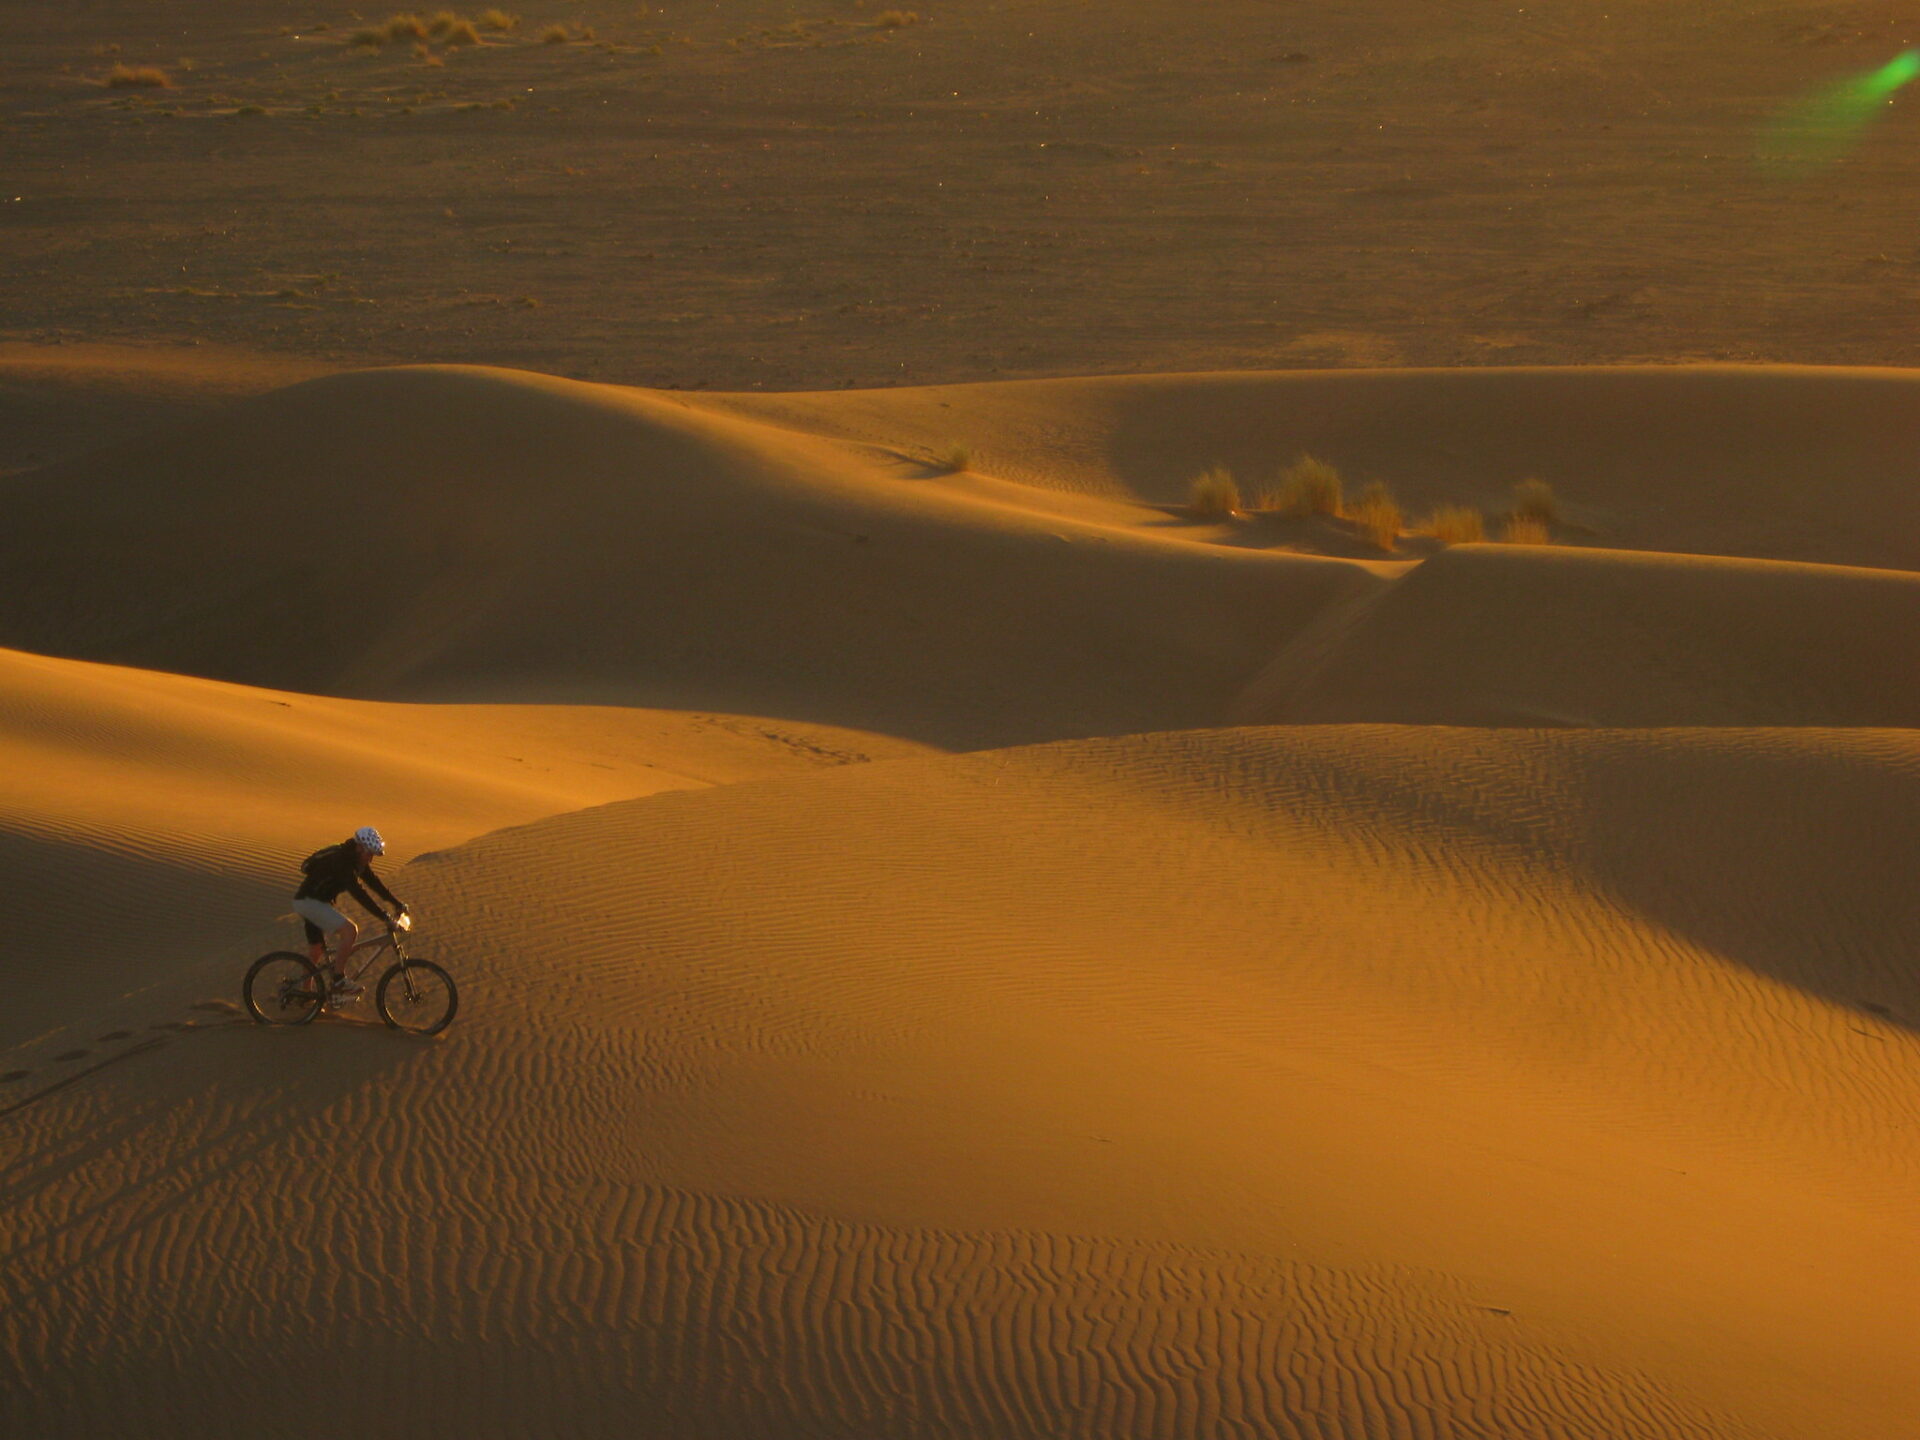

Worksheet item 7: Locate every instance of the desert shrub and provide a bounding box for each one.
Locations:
[934,444,971,473]
[381,13,430,41]
[874,9,921,27]
[350,27,384,47]
[1510,476,1560,526]
[444,18,481,44]
[1261,453,1342,517]
[1501,515,1553,545]
[1189,466,1242,517]
[478,8,519,29]
[539,23,571,43]
[106,63,172,88]
[1423,504,1485,545]
[426,10,459,35]
[1349,480,1403,551]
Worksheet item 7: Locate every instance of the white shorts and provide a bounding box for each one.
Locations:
[292,898,351,935]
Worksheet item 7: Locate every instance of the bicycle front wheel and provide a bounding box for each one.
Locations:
[244,951,325,1026]
[377,959,458,1035]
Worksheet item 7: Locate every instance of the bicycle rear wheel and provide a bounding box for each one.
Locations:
[244,951,325,1026]
[376,959,458,1035]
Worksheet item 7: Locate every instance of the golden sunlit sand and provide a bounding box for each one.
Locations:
[8,2,1920,1435]
[7,356,1920,1439]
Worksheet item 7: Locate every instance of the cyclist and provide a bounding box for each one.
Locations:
[291,826,409,998]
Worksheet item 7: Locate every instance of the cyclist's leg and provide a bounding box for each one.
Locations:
[292,899,355,974]
[327,919,360,974]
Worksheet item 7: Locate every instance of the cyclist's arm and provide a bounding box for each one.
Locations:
[342,873,394,922]
[360,866,405,917]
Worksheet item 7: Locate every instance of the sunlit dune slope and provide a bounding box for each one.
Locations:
[0,645,926,1051]
[707,364,1920,573]
[0,364,1365,748]
[1232,542,1920,726]
[7,727,1916,1439]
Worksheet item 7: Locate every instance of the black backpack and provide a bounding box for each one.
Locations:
[299,844,337,877]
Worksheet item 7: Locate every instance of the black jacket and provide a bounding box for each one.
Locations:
[296,841,402,918]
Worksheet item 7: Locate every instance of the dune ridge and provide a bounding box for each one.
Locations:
[1233,542,1920,727]
[0,365,1366,748]
[0,644,927,1051]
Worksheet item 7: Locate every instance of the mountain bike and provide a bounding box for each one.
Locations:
[243,914,459,1035]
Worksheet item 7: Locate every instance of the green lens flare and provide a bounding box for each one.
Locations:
[1759,50,1919,175]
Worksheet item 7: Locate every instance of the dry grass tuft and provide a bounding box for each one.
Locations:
[1348,480,1403,552]
[444,18,482,45]
[350,27,385,48]
[426,10,460,35]
[1188,466,1242,518]
[539,23,571,43]
[933,444,971,473]
[1510,476,1560,526]
[477,8,519,30]
[105,63,172,88]
[381,13,431,41]
[1259,453,1343,517]
[1501,515,1553,545]
[874,9,922,27]
[1423,505,1486,545]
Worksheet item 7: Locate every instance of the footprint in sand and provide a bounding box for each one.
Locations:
[96,1030,133,1042]
[53,1049,89,1063]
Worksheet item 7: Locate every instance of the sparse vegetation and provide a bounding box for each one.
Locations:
[1510,477,1560,526]
[874,9,922,27]
[1423,505,1486,545]
[539,23,572,43]
[350,27,384,48]
[477,7,519,30]
[105,63,172,88]
[1501,515,1553,545]
[1260,453,1343,517]
[381,12,430,41]
[427,10,461,35]
[1348,480,1403,552]
[1188,466,1242,518]
[444,18,482,44]
[933,444,971,473]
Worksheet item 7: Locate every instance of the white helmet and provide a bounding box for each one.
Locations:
[354,826,386,856]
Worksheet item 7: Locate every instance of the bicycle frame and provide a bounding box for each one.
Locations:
[331,916,415,983]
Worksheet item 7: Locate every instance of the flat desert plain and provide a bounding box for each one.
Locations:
[4,3,1920,1439]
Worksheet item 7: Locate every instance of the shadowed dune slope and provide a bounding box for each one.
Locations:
[7,727,1916,1440]
[707,365,1920,572]
[0,365,1367,749]
[1233,542,1920,727]
[0,645,927,1051]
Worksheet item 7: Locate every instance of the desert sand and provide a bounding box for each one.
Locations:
[5,353,1919,1439]
[8,1,1920,1436]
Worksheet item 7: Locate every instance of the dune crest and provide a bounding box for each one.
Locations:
[0,365,1365,748]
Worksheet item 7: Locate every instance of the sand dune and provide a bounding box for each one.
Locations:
[1233,542,1920,727]
[0,364,1365,748]
[11,362,1920,749]
[6,726,1916,1439]
[0,644,926,1052]
[9,356,1920,1438]
[708,365,1920,572]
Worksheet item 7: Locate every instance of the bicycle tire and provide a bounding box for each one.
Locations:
[243,951,325,1026]
[376,959,458,1035]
